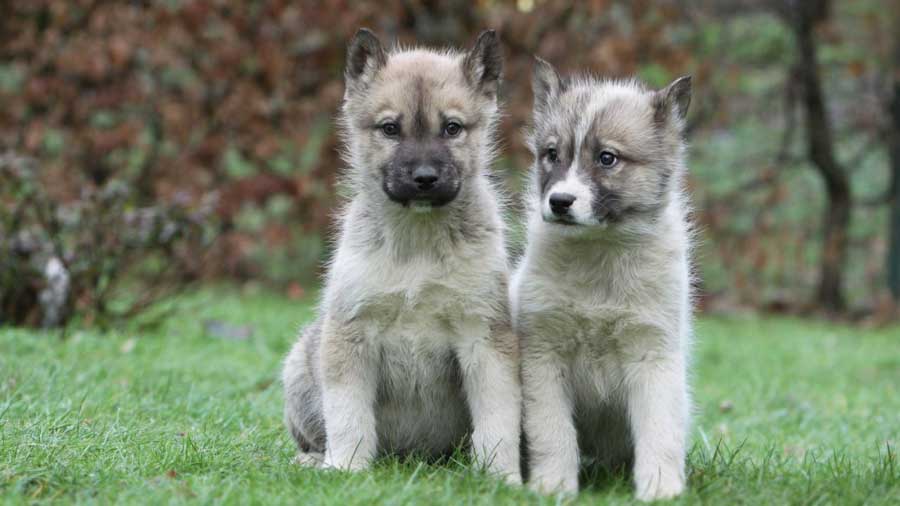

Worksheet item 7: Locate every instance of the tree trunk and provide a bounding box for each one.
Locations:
[789,0,851,312]
[888,39,900,300]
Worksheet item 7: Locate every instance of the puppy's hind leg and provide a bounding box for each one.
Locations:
[288,416,325,468]
[283,320,327,467]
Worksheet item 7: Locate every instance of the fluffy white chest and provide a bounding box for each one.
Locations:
[331,244,499,346]
[365,289,467,345]
[517,263,640,341]
[515,256,687,407]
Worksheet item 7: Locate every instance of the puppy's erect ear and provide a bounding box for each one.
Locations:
[532,57,563,114]
[463,30,503,99]
[345,28,386,97]
[653,75,692,125]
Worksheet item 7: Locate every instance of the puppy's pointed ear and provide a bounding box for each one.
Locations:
[653,75,692,125]
[532,57,563,114]
[345,28,386,97]
[463,30,503,99]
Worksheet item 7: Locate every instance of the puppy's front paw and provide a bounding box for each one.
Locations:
[502,471,523,486]
[323,451,370,472]
[528,473,578,496]
[634,462,685,502]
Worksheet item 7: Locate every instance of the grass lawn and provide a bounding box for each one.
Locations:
[1,288,898,505]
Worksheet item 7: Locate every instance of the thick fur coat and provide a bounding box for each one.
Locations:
[282,29,521,483]
[511,59,694,501]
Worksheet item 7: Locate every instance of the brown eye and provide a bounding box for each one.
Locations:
[598,150,617,167]
[381,122,400,137]
[546,147,558,163]
[444,121,463,137]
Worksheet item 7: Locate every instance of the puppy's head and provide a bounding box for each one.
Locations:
[528,58,691,230]
[340,29,502,211]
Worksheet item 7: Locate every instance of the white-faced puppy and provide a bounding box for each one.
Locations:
[512,58,693,501]
[281,29,521,484]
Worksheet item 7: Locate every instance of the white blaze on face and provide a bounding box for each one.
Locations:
[542,164,595,224]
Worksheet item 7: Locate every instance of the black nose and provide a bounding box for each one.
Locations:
[412,165,439,190]
[549,193,576,215]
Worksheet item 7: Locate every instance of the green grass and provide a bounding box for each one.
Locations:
[1,288,898,504]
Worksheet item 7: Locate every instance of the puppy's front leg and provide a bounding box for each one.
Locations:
[456,323,522,484]
[522,354,579,494]
[624,347,688,501]
[320,319,378,471]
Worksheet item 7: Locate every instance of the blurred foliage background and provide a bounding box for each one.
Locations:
[1,0,898,327]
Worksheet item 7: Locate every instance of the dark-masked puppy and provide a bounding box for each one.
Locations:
[282,29,521,484]
[512,58,694,500]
